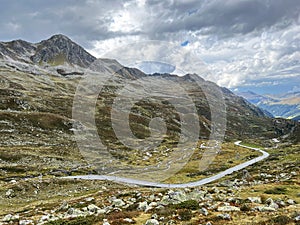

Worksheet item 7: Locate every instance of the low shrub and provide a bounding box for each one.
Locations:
[173,199,199,210]
[178,209,193,221]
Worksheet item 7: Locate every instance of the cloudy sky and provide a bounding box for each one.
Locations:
[0,0,300,94]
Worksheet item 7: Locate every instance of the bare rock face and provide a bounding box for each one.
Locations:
[31,34,96,67]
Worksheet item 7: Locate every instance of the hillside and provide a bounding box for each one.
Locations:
[0,35,299,224]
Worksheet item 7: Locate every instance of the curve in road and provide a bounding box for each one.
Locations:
[62,141,269,188]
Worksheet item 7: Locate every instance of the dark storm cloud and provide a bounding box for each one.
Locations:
[145,0,300,37]
[1,0,299,45]
[0,0,125,47]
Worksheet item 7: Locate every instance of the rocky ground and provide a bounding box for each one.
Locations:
[0,143,299,225]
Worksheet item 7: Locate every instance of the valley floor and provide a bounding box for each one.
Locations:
[0,141,299,225]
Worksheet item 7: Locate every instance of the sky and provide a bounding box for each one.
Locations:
[0,0,300,94]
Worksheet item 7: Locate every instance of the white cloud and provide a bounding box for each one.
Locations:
[6,22,21,32]
[88,35,142,57]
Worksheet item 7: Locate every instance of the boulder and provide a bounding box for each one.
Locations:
[200,207,209,216]
[87,204,100,213]
[145,219,159,225]
[217,206,240,212]
[255,206,276,212]
[112,199,126,207]
[103,219,110,225]
[138,201,149,211]
[247,197,262,204]
[217,213,231,220]
[2,214,19,222]
[19,220,34,225]
[287,199,296,205]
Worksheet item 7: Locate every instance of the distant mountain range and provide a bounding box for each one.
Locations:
[0,34,299,147]
[237,91,300,121]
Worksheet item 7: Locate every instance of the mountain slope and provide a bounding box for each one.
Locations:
[0,35,299,177]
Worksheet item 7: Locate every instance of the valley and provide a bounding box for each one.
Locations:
[0,35,299,225]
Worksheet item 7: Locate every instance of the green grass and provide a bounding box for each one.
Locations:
[264,187,287,195]
[239,142,262,149]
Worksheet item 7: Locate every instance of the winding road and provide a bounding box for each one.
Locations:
[62,141,269,188]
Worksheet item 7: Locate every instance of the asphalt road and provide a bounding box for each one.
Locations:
[62,141,269,188]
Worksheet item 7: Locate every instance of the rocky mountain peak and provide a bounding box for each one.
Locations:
[31,34,96,67]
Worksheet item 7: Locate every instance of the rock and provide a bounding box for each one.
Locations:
[291,171,297,176]
[149,202,158,208]
[208,203,219,210]
[242,169,251,179]
[215,194,226,201]
[103,219,110,225]
[130,197,137,203]
[189,190,205,200]
[206,222,212,225]
[217,213,231,220]
[5,189,14,198]
[151,214,158,219]
[255,206,276,212]
[200,207,209,216]
[168,190,187,203]
[149,194,155,201]
[124,218,134,223]
[219,202,230,207]
[286,199,295,205]
[39,215,50,222]
[156,205,165,210]
[205,194,214,201]
[67,208,83,216]
[85,197,95,202]
[87,204,100,213]
[276,200,286,207]
[19,220,34,225]
[2,214,12,222]
[98,209,107,214]
[138,201,149,211]
[217,206,240,212]
[112,199,126,207]
[2,214,19,222]
[160,195,170,205]
[269,202,279,209]
[209,187,219,194]
[247,197,262,204]
[265,198,279,209]
[145,218,159,225]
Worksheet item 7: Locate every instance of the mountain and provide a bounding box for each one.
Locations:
[238,91,300,120]
[237,91,273,104]
[0,34,96,67]
[0,39,36,62]
[0,34,299,158]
